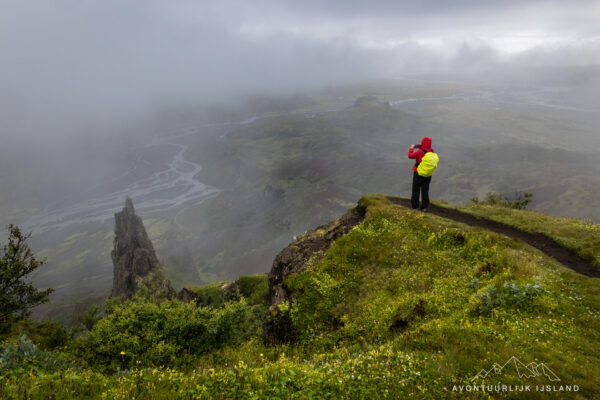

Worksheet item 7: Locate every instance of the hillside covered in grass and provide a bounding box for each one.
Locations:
[453,203,600,267]
[2,194,599,399]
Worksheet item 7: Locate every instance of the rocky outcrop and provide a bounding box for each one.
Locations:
[177,280,242,306]
[263,204,366,344]
[221,280,241,301]
[111,198,173,299]
[177,287,200,304]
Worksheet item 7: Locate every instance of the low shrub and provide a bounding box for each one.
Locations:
[8,320,70,350]
[76,297,257,371]
[0,335,66,373]
[472,280,544,315]
[471,191,533,209]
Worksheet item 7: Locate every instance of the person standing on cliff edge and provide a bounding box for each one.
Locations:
[408,137,438,212]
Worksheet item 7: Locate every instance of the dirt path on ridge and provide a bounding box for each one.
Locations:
[386,196,600,278]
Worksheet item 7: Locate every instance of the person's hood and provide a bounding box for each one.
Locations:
[420,137,432,150]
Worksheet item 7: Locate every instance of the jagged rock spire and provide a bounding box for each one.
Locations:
[111,197,171,298]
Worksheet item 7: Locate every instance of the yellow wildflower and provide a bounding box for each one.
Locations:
[120,351,126,355]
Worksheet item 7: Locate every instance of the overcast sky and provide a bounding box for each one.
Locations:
[1,0,599,143]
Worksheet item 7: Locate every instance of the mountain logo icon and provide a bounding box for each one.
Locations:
[471,356,560,382]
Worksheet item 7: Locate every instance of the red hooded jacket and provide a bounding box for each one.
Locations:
[408,137,434,172]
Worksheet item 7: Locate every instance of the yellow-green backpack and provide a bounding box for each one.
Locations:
[417,150,439,177]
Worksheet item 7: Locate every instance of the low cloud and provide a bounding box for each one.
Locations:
[1,0,599,148]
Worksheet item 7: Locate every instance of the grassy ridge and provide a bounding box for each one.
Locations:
[450,203,600,266]
[2,195,599,398]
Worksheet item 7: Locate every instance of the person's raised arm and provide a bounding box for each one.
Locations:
[408,144,419,159]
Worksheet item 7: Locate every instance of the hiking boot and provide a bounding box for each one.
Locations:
[421,208,428,213]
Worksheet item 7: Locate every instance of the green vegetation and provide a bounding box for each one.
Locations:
[186,273,269,308]
[75,304,102,332]
[472,279,544,315]
[5,320,69,350]
[471,191,533,209]
[0,335,70,374]
[76,297,257,372]
[187,281,231,307]
[0,225,53,333]
[450,202,600,266]
[1,195,599,398]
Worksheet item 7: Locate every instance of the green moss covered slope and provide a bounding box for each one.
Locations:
[2,194,599,399]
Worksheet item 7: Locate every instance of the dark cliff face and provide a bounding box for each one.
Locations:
[111,198,170,298]
[263,204,366,344]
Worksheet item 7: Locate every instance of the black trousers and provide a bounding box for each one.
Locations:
[411,171,432,209]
